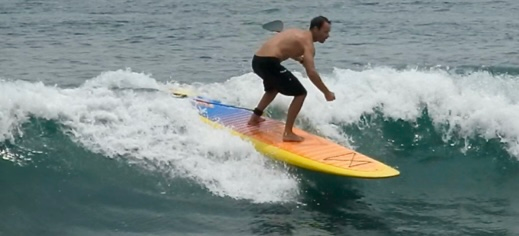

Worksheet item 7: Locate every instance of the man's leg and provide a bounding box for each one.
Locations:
[248,90,278,125]
[283,94,306,142]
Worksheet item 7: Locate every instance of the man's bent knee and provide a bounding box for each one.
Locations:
[294,93,307,101]
[296,88,307,97]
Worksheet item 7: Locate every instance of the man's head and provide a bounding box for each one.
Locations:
[309,16,331,43]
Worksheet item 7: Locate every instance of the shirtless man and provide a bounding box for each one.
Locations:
[248,16,336,142]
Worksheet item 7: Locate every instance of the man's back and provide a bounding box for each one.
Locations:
[255,29,311,61]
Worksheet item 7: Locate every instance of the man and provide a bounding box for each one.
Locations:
[248,16,336,142]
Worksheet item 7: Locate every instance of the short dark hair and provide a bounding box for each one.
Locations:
[309,16,331,30]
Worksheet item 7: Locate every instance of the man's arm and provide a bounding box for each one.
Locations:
[301,44,330,94]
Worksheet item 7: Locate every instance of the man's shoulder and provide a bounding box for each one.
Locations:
[286,29,312,42]
[281,28,307,35]
[283,28,305,33]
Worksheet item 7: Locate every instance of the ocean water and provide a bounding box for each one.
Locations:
[1,0,519,235]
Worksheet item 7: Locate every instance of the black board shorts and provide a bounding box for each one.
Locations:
[251,55,307,96]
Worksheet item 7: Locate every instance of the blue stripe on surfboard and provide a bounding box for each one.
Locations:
[193,97,250,122]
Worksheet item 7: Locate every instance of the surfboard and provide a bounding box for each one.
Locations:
[180,93,400,179]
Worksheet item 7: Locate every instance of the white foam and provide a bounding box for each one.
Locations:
[0,69,300,203]
[3,66,519,201]
[82,68,161,90]
[189,66,519,158]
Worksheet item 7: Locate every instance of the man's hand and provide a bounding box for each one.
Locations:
[325,91,335,101]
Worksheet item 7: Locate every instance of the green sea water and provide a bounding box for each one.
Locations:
[1,0,519,235]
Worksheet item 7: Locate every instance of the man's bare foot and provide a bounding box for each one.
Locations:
[283,132,304,142]
[247,115,266,126]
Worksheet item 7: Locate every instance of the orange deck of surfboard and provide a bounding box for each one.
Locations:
[193,97,400,178]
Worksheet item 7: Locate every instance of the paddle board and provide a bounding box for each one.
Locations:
[180,93,400,179]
